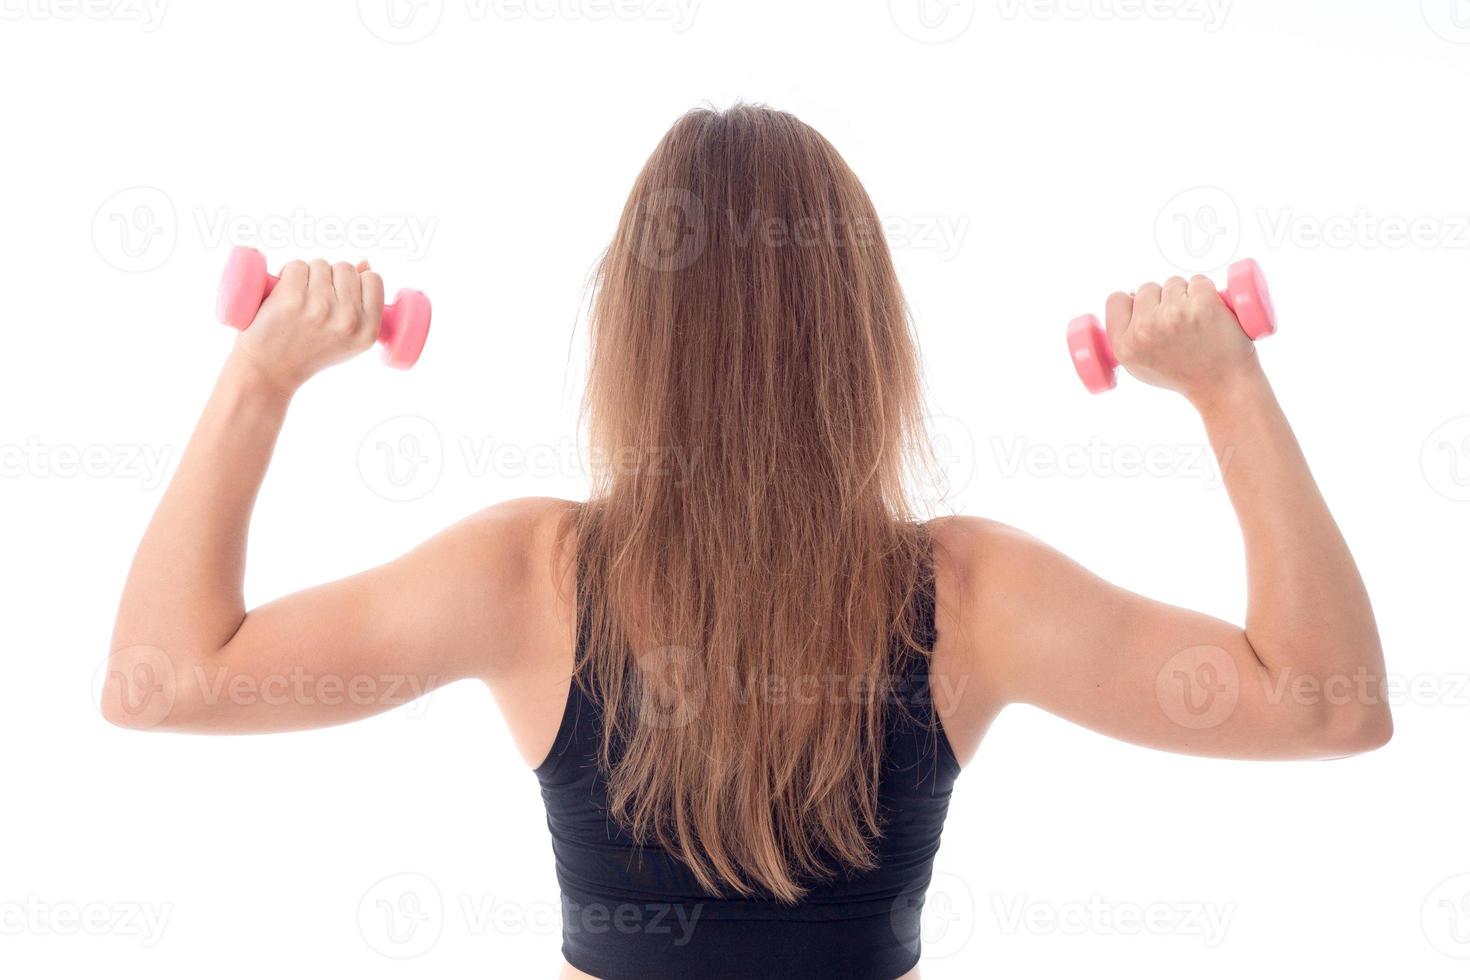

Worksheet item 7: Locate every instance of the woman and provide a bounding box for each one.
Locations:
[105,105,1391,979]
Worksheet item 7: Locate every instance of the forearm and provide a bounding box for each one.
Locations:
[111,350,292,658]
[1194,361,1386,697]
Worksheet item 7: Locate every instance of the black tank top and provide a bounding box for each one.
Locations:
[533,559,960,980]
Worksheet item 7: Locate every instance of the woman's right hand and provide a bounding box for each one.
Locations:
[1104,276,1260,407]
[232,258,385,393]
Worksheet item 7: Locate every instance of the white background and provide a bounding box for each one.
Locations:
[2,0,1468,976]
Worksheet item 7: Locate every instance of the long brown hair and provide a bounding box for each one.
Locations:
[573,104,933,903]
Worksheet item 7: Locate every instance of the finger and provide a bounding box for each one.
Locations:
[332,261,361,311]
[1133,281,1163,319]
[356,259,371,273]
[276,259,308,297]
[1188,275,1224,308]
[360,270,385,339]
[307,259,334,308]
[1163,276,1189,305]
[1104,291,1134,353]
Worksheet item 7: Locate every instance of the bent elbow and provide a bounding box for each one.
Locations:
[99,645,198,732]
[1311,705,1393,759]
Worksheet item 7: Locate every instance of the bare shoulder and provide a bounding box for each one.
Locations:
[923,515,1072,760]
[432,496,579,680]
[927,514,1061,601]
[452,496,578,578]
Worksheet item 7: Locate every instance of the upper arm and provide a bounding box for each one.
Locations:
[930,516,1372,761]
[111,497,575,734]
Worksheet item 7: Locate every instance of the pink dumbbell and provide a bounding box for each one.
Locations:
[1067,258,1277,394]
[215,246,431,370]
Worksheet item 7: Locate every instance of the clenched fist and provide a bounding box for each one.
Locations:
[1105,276,1259,404]
[233,259,385,393]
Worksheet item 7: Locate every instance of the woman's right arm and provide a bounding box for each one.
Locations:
[936,276,1391,761]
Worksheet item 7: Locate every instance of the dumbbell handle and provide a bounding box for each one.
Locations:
[1067,258,1276,394]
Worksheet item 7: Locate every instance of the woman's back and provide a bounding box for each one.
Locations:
[534,532,958,979]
